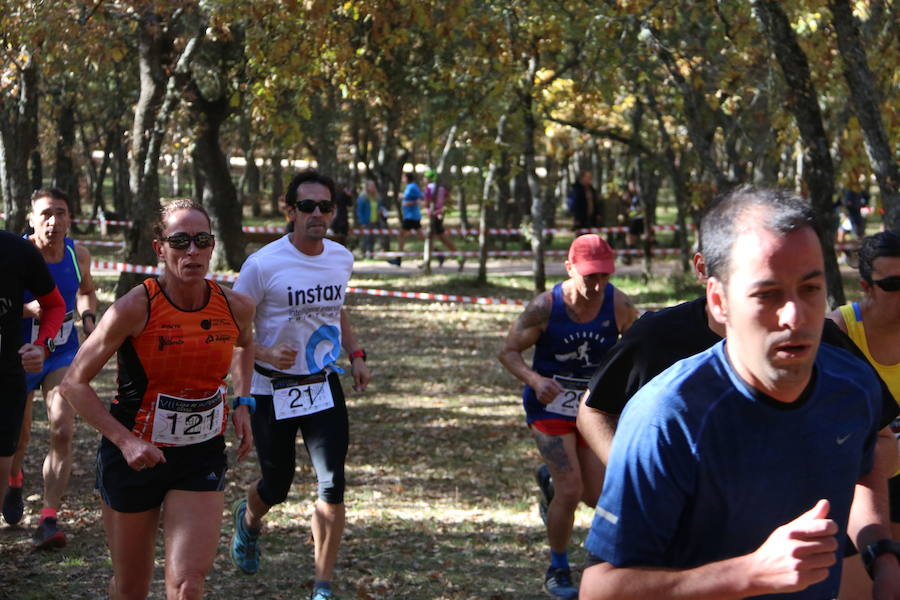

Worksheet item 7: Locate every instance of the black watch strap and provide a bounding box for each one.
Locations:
[862,538,900,579]
[41,337,56,356]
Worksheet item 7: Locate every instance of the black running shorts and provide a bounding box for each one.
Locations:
[251,372,349,506]
[0,371,27,457]
[96,435,227,513]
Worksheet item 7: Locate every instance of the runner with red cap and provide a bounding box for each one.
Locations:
[497,234,637,599]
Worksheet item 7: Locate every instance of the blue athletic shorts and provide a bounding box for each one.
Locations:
[25,347,78,393]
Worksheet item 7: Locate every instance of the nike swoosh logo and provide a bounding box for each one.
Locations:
[836,433,852,445]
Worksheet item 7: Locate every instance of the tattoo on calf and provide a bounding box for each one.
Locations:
[536,433,573,474]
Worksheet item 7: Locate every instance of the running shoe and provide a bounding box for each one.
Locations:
[310,588,336,600]
[32,517,66,549]
[230,499,261,574]
[386,258,401,267]
[535,464,554,525]
[2,481,24,525]
[544,567,577,599]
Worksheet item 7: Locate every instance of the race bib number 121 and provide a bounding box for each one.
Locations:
[150,389,224,445]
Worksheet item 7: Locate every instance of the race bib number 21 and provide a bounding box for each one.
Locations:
[272,375,334,420]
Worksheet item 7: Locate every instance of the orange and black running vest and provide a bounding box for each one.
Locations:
[112,278,239,446]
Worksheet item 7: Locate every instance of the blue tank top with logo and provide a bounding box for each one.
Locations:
[22,236,82,355]
[523,282,618,422]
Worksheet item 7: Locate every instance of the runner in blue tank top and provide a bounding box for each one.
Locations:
[2,188,98,550]
[498,234,636,599]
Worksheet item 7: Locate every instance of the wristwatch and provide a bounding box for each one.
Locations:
[350,349,367,362]
[861,538,900,578]
[231,395,256,415]
[39,337,56,357]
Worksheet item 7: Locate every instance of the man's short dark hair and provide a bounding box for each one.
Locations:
[857,230,900,283]
[701,186,818,283]
[31,188,72,213]
[285,170,336,207]
[403,171,416,183]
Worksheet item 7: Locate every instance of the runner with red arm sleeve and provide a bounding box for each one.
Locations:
[0,230,64,524]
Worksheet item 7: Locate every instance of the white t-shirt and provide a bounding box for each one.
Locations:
[234,235,354,395]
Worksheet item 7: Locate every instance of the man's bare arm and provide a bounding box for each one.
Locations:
[496,292,564,403]
[846,426,900,597]
[576,396,619,465]
[613,289,639,336]
[75,243,98,335]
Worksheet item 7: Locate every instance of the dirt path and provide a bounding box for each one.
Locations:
[0,293,590,600]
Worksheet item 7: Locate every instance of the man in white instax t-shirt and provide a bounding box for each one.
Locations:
[230,169,371,600]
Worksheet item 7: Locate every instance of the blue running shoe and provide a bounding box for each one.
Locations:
[544,567,577,599]
[230,499,260,574]
[310,588,336,600]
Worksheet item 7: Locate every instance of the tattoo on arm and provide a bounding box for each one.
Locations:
[516,294,550,332]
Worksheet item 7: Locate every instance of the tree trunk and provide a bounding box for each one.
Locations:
[647,84,691,273]
[648,30,730,191]
[112,132,129,214]
[522,49,546,292]
[270,148,284,215]
[238,114,261,217]
[53,100,80,212]
[305,83,340,178]
[829,0,900,229]
[191,102,245,271]
[117,14,194,298]
[754,0,844,306]
[0,58,39,233]
[91,132,114,217]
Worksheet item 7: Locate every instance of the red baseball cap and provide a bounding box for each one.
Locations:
[568,234,615,276]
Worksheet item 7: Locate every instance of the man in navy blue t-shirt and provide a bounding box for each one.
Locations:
[581,187,900,599]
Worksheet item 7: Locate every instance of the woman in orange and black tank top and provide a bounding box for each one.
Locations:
[60,201,256,600]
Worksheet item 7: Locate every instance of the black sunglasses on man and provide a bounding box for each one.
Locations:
[291,199,335,214]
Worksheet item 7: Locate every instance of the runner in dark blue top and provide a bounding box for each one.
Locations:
[522,280,619,423]
[498,234,636,599]
[580,186,900,599]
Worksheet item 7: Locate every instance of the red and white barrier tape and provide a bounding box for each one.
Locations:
[69,238,865,256]
[89,261,523,306]
[2,214,689,236]
[72,217,133,226]
[372,247,686,258]
[91,260,238,283]
[77,239,125,248]
[347,224,689,236]
[346,287,524,306]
